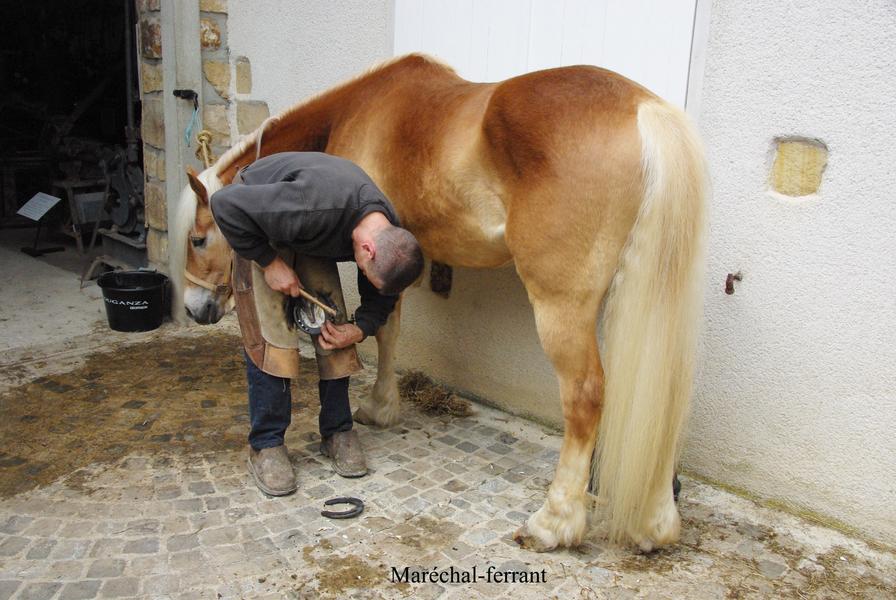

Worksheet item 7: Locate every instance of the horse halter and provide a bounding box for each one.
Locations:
[183,264,232,297]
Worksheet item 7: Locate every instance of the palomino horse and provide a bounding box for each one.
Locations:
[170,54,706,552]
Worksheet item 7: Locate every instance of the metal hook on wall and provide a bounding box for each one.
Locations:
[725,271,743,295]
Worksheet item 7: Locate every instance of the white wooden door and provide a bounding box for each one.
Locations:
[394,0,698,108]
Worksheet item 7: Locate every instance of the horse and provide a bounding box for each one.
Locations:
[170,53,707,553]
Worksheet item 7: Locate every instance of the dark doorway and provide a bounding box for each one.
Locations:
[0,0,141,242]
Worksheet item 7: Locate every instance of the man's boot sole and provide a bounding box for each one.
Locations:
[247,456,297,496]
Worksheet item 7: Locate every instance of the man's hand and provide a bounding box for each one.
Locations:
[318,321,364,351]
[262,256,303,296]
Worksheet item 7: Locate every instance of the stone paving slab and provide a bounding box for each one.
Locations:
[1,322,894,599]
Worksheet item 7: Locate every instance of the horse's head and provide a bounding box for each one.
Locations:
[170,167,233,325]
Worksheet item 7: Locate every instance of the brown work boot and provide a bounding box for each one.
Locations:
[247,445,297,496]
[320,430,368,478]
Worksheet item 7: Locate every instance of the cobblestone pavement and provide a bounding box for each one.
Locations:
[1,321,894,599]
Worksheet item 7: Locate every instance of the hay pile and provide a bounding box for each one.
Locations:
[398,371,473,417]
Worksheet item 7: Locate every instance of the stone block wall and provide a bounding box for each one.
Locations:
[198,2,232,163]
[136,0,271,270]
[137,0,165,267]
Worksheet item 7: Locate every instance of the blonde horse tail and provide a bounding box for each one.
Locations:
[594,99,707,549]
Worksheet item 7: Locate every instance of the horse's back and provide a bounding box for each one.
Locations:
[338,57,658,268]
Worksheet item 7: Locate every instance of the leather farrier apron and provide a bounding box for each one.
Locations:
[229,169,363,380]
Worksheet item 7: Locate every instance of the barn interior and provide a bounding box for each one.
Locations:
[0,0,145,274]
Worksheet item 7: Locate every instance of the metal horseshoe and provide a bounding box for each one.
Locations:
[321,496,364,519]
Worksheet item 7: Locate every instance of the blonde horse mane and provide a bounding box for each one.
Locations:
[168,168,225,324]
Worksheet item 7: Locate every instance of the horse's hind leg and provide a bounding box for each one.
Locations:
[511,285,607,551]
[509,235,620,551]
[354,297,402,427]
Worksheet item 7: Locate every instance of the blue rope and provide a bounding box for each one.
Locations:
[184,105,199,147]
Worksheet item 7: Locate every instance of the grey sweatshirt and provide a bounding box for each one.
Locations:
[210,152,401,338]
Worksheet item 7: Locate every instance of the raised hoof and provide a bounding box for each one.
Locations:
[512,525,557,553]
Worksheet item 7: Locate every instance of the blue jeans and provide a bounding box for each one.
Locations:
[244,351,353,450]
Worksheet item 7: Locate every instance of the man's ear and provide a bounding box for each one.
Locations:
[186,166,209,206]
[360,240,375,261]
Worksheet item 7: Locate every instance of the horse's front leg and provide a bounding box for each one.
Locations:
[513,300,603,552]
[354,297,402,427]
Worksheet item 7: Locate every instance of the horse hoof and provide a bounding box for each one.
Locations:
[352,406,376,426]
[512,525,556,553]
[636,538,657,554]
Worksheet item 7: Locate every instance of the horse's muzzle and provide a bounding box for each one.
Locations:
[186,301,223,325]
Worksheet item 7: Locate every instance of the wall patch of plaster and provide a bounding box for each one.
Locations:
[770,137,828,197]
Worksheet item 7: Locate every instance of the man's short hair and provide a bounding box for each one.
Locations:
[370,226,424,295]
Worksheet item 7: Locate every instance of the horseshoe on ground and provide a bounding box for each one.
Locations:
[321,496,364,519]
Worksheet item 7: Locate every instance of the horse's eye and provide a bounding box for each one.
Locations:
[190,236,206,248]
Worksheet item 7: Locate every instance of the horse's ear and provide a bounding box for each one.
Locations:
[186,166,209,206]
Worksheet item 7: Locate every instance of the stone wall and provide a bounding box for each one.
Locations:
[137,0,270,270]
[137,0,165,267]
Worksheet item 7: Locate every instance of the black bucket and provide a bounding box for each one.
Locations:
[97,270,169,332]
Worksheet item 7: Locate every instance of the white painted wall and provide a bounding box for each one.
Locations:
[395,0,696,106]
[228,0,394,115]
[686,0,896,544]
[225,0,896,544]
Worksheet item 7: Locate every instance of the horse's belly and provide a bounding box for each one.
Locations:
[420,215,510,268]
[412,186,511,268]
